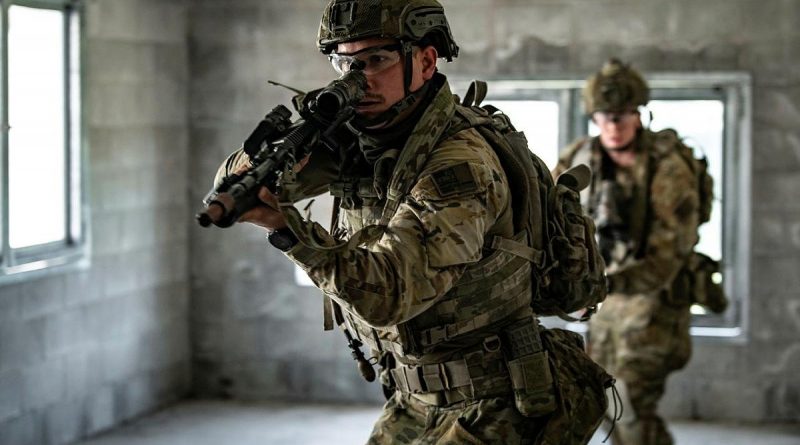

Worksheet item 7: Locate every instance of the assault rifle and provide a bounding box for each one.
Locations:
[196,68,367,228]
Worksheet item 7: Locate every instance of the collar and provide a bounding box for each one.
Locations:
[348,73,445,163]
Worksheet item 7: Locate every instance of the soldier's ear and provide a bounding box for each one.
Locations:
[419,45,438,81]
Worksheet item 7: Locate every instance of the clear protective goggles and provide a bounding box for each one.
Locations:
[592,109,640,126]
[328,43,403,76]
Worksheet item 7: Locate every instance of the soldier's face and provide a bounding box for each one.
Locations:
[334,37,437,118]
[593,110,641,150]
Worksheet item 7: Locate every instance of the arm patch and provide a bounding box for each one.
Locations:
[431,162,478,198]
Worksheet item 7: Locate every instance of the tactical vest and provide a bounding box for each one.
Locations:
[562,130,728,312]
[564,130,682,263]
[322,79,563,415]
[276,78,613,419]
[327,82,534,361]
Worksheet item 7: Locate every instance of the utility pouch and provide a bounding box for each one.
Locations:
[667,265,694,307]
[503,318,557,417]
[507,350,557,417]
[687,251,728,314]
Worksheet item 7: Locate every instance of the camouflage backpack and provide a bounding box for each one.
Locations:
[451,81,608,321]
[653,129,714,225]
[652,130,728,313]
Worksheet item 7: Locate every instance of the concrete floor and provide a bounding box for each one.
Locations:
[75,400,800,445]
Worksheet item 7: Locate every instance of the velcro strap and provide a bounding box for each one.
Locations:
[490,235,545,267]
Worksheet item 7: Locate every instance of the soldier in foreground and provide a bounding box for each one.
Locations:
[209,1,611,443]
[553,59,727,445]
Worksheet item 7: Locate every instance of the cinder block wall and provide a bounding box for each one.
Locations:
[187,0,379,404]
[189,0,800,422]
[0,1,192,444]
[440,0,800,422]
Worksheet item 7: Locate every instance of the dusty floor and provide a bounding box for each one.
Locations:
[76,400,800,445]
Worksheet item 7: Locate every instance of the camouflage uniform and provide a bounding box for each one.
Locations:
[218,71,607,444]
[554,75,701,443]
[553,59,701,445]
[216,1,609,443]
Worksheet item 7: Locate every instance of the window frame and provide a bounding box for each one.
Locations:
[451,72,752,339]
[0,0,87,282]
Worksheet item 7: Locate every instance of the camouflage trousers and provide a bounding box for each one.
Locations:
[367,392,547,445]
[588,293,692,445]
[368,328,610,445]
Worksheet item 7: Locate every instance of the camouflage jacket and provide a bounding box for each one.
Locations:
[219,74,522,363]
[553,130,700,296]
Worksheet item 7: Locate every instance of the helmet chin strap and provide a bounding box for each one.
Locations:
[349,40,422,129]
[349,80,430,130]
[401,41,414,96]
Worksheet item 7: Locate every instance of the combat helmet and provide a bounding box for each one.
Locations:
[318,0,459,126]
[583,59,649,114]
[318,0,459,61]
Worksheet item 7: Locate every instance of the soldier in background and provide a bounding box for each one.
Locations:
[212,0,610,443]
[553,59,723,445]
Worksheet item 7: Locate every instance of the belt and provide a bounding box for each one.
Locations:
[389,337,512,406]
[391,359,473,394]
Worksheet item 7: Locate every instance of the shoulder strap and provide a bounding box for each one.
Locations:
[322,196,343,331]
[379,81,457,226]
[635,130,668,258]
[461,80,488,107]
[447,97,549,268]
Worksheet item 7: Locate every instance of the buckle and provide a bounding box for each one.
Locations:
[483,335,502,353]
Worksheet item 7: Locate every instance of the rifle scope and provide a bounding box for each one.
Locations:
[315,69,367,118]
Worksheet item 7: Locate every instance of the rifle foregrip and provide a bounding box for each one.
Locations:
[196,194,237,228]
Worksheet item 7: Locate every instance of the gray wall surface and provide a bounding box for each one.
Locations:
[188,0,800,423]
[187,0,382,405]
[2,0,798,443]
[0,1,192,444]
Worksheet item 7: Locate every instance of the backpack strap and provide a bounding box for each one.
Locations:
[487,235,545,268]
[635,129,690,257]
[379,81,457,226]
[461,80,488,107]
[431,85,555,275]
[474,122,549,273]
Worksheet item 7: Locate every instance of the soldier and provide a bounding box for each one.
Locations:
[214,1,609,443]
[553,59,707,445]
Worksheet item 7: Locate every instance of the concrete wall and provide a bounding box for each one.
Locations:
[0,0,192,444]
[188,0,800,422]
[187,0,379,404]
[440,0,800,422]
[4,0,793,441]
